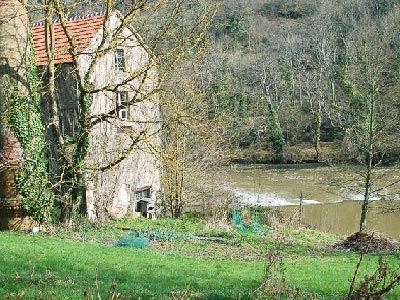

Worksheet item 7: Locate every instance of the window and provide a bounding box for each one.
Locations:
[135,187,151,201]
[115,48,125,71]
[116,91,128,119]
[135,187,152,213]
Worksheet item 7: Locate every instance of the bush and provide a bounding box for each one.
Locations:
[262,0,318,19]
[116,228,195,245]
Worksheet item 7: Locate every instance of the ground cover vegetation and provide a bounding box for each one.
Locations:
[1,216,400,299]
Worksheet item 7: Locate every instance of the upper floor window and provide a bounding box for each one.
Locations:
[116,91,128,119]
[135,187,151,201]
[115,48,125,72]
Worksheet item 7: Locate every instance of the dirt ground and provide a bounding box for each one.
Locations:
[333,231,400,253]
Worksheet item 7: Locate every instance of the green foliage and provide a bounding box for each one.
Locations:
[7,37,54,224]
[337,71,366,112]
[210,71,233,115]
[265,103,285,155]
[128,228,195,242]
[210,68,249,116]
[226,15,245,38]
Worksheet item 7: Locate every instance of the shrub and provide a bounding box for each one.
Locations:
[115,229,195,247]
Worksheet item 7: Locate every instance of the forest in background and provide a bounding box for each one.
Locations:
[27,0,400,164]
[198,0,400,164]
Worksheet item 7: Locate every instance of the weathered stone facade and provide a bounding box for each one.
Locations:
[32,12,161,222]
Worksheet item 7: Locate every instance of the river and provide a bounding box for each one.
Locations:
[216,164,400,239]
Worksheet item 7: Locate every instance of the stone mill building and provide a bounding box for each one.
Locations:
[1,2,161,226]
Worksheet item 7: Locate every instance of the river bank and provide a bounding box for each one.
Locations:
[229,142,400,164]
[209,163,400,239]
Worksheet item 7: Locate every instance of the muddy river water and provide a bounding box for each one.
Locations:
[217,164,400,239]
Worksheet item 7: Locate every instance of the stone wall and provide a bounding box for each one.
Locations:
[83,17,161,221]
[39,13,162,221]
[0,0,32,229]
[0,0,28,196]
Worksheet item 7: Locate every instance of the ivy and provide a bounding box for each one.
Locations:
[265,102,285,155]
[7,36,54,224]
[226,15,245,38]
[334,65,366,114]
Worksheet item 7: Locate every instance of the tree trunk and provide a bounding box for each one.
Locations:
[359,92,375,232]
[314,109,322,162]
[360,151,373,232]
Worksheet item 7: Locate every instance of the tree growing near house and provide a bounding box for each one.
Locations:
[159,65,224,218]
[32,0,217,223]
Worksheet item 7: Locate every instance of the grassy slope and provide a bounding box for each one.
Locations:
[0,218,399,300]
[0,233,261,300]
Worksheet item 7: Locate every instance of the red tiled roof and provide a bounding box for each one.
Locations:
[32,15,105,66]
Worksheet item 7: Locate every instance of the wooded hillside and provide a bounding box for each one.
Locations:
[195,0,400,163]
[26,0,400,165]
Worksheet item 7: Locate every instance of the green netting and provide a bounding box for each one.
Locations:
[114,236,149,249]
[232,208,270,234]
[114,228,194,249]
[233,208,243,226]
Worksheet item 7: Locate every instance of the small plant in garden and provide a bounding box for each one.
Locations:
[256,240,316,300]
[257,247,287,296]
[114,228,195,248]
[169,284,193,300]
[84,278,121,300]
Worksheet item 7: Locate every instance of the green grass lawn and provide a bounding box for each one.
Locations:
[0,233,262,300]
[0,218,399,300]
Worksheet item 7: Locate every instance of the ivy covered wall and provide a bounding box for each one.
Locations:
[6,40,54,223]
[0,0,54,225]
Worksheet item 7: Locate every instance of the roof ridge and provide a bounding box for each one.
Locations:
[32,11,105,27]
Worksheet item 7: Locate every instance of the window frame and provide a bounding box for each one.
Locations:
[116,91,129,120]
[135,187,151,201]
[135,187,152,213]
[115,48,125,72]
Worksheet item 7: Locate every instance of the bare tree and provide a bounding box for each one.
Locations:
[337,2,400,232]
[159,61,224,217]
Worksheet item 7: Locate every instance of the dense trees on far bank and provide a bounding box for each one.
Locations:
[189,0,400,164]
[191,0,400,232]
[26,0,400,164]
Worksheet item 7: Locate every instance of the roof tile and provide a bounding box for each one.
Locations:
[31,15,105,66]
